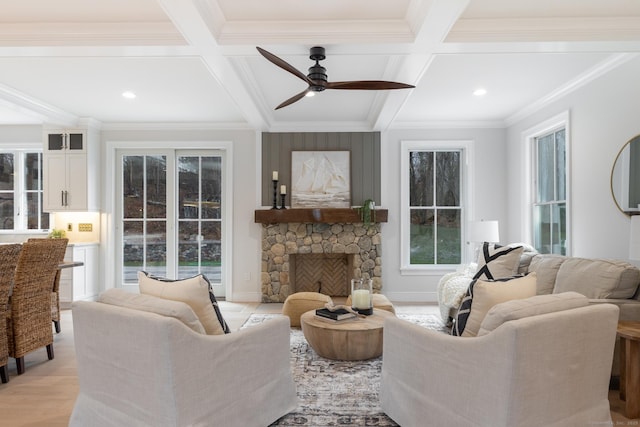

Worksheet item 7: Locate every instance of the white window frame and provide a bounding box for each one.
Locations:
[400,140,473,274]
[106,140,233,298]
[522,111,571,255]
[0,143,50,233]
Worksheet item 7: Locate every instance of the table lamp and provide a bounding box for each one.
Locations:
[467,220,500,260]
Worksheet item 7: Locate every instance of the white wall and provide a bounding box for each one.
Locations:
[381,128,507,301]
[505,55,640,260]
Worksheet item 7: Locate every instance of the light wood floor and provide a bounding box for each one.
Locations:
[0,301,635,426]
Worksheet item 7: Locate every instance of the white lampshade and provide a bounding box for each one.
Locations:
[630,216,640,260]
[468,220,500,244]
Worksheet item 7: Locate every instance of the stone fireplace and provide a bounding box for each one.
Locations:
[258,214,384,302]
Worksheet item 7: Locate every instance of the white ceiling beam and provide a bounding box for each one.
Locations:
[434,40,640,55]
[157,0,267,130]
[0,22,185,46]
[448,17,640,43]
[0,45,200,57]
[373,0,470,130]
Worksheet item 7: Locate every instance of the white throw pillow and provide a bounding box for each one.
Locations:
[460,273,537,337]
[138,271,224,335]
[98,288,206,334]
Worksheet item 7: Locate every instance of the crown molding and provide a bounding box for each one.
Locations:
[0,83,77,126]
[448,17,640,43]
[505,52,638,127]
[0,22,185,46]
[216,20,413,45]
[390,120,506,130]
[263,120,379,133]
[100,121,253,131]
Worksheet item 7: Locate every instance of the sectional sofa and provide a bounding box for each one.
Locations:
[438,247,640,378]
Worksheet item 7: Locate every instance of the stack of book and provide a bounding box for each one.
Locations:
[315,307,357,322]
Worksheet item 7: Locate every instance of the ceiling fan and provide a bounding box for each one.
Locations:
[257,46,415,110]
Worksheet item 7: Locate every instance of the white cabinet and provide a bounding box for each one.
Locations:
[59,243,99,309]
[43,129,99,212]
[46,131,86,153]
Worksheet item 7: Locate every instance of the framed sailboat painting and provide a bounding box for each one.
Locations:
[290,150,351,208]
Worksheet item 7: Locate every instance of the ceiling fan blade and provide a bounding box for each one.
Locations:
[257,47,313,86]
[326,80,415,90]
[275,89,310,110]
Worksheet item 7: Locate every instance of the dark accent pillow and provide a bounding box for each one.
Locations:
[141,271,230,334]
[451,278,479,336]
[201,274,231,334]
[473,243,524,280]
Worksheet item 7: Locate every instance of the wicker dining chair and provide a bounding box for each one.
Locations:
[0,244,21,383]
[28,238,68,333]
[7,239,68,374]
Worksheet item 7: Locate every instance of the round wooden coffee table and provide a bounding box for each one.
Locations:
[300,308,394,361]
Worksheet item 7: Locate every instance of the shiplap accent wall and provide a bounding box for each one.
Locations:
[261,132,381,207]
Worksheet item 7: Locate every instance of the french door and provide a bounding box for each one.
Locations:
[118,150,225,297]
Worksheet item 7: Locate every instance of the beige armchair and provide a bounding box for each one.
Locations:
[381,293,619,427]
[71,297,297,427]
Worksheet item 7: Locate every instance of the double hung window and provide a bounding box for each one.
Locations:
[533,128,567,255]
[0,150,49,231]
[401,141,469,269]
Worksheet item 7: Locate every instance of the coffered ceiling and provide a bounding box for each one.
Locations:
[0,0,639,131]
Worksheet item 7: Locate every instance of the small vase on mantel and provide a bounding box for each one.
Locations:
[358,199,376,227]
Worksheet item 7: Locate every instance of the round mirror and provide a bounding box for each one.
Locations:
[611,134,640,215]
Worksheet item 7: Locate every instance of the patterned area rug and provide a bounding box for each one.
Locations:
[241,313,448,426]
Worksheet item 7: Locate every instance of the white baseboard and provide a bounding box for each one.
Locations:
[384,291,438,303]
[229,291,262,302]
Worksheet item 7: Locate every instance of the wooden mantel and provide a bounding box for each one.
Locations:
[254,208,388,224]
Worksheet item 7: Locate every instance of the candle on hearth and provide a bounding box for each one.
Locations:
[280,185,286,195]
[352,289,370,310]
[272,171,278,181]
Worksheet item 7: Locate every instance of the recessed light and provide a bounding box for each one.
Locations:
[473,88,487,97]
[122,91,136,99]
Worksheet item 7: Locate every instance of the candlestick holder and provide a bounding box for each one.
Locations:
[272,180,278,209]
[279,194,286,209]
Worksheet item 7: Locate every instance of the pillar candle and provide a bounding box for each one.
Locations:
[352,289,371,309]
[272,171,278,181]
[280,185,286,195]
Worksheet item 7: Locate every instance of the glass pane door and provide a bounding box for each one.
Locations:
[122,155,168,283]
[119,150,225,296]
[178,155,222,286]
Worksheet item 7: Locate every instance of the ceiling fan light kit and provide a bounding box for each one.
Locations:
[257,46,415,110]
